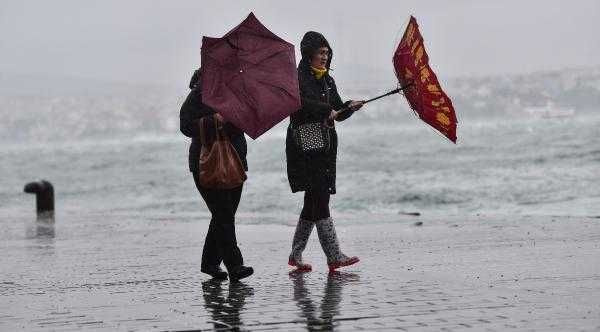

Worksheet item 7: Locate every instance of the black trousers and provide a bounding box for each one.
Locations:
[193,172,243,271]
[300,190,331,221]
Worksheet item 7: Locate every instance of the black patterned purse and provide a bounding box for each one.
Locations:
[292,74,333,154]
[293,122,331,154]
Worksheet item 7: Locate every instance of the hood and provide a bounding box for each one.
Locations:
[189,69,201,90]
[300,31,333,70]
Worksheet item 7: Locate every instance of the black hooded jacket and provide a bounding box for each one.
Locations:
[285,31,355,194]
[179,70,248,173]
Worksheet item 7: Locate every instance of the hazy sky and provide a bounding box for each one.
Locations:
[1,0,599,86]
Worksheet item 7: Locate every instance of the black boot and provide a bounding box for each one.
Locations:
[229,265,254,282]
[201,265,228,280]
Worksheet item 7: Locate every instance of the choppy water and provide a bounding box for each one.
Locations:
[1,108,599,225]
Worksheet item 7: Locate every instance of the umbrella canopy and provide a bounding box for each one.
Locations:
[201,13,301,139]
[393,16,458,143]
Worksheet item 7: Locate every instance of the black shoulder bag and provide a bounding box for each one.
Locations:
[292,78,332,154]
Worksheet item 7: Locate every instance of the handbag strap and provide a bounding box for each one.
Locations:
[213,115,228,141]
[199,117,208,146]
[323,77,331,104]
[199,115,225,145]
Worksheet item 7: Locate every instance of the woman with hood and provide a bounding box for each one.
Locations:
[286,31,364,272]
[180,69,253,282]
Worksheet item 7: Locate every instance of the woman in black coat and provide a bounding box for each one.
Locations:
[180,70,253,281]
[286,31,364,272]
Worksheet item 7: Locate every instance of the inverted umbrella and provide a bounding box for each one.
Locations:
[394,16,457,143]
[201,13,301,139]
[345,16,458,143]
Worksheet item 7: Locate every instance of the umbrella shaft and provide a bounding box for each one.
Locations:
[364,82,414,104]
[337,82,413,115]
[363,89,399,103]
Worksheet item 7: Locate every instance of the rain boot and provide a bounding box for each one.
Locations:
[288,218,314,271]
[315,217,360,272]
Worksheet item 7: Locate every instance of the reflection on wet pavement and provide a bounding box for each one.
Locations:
[289,271,361,331]
[201,280,254,331]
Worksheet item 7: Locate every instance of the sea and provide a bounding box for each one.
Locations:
[1,85,599,228]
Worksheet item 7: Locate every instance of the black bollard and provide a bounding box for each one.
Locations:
[24,180,55,219]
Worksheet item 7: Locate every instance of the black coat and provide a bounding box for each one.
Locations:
[179,84,248,173]
[285,59,354,194]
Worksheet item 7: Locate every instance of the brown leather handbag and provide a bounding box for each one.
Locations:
[198,116,247,189]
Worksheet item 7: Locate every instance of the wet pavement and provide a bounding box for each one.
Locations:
[1,214,599,331]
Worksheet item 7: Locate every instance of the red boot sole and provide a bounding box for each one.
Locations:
[328,257,360,272]
[288,259,312,271]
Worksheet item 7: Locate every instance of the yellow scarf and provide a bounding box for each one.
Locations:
[311,66,327,80]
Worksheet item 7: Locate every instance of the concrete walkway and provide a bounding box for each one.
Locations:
[1,214,599,331]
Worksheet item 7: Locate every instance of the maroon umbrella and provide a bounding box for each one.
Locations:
[201,13,301,139]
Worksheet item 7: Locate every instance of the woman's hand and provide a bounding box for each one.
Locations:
[214,113,226,123]
[214,113,226,130]
[328,110,339,121]
[348,100,364,112]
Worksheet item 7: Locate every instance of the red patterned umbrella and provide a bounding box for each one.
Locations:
[342,16,457,143]
[393,16,458,143]
[201,13,301,139]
